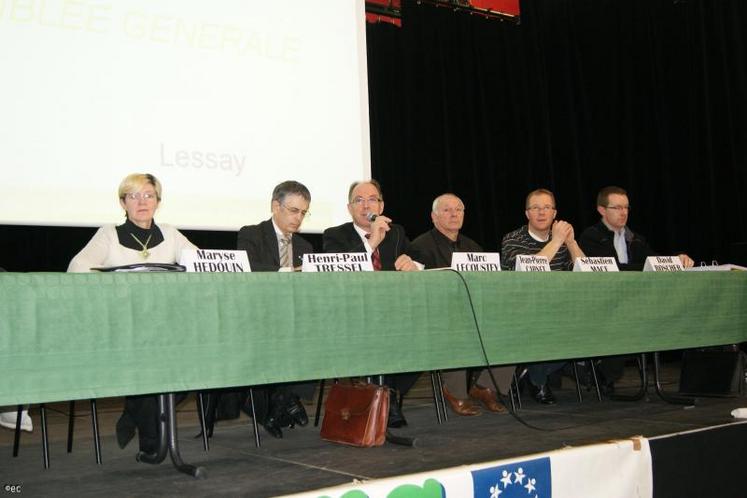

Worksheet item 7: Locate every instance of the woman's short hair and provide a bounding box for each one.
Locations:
[118,173,162,201]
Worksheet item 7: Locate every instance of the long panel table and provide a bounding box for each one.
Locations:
[2,271,746,406]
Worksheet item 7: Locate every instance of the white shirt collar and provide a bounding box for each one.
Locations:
[352,222,373,253]
[272,219,291,240]
[527,225,549,243]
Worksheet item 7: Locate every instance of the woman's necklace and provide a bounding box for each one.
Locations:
[129,233,152,259]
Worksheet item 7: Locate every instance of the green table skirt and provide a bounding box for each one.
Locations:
[1,271,745,405]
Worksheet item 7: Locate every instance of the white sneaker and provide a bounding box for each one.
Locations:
[0,410,33,432]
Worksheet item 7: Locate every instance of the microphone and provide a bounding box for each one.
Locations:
[366,212,378,222]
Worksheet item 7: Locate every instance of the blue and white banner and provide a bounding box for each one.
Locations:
[283,437,652,498]
[471,457,551,497]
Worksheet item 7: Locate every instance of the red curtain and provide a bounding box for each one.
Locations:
[470,0,520,17]
[366,0,402,27]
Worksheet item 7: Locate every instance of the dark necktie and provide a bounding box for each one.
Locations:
[365,234,382,271]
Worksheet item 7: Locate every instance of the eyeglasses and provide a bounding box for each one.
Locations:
[124,192,158,201]
[527,205,555,213]
[350,196,381,206]
[281,203,310,218]
[605,205,630,212]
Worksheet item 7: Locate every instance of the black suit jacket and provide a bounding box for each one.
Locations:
[237,219,313,272]
[407,228,483,269]
[578,221,657,271]
[322,222,409,271]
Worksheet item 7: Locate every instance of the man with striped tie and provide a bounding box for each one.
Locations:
[235,180,315,438]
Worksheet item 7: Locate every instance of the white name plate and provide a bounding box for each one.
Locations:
[573,256,619,272]
[643,256,684,272]
[302,252,373,272]
[451,252,501,272]
[515,254,551,272]
[180,249,251,272]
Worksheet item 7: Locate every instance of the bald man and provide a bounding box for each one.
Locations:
[408,193,511,416]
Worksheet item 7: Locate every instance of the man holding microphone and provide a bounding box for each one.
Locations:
[323,180,419,428]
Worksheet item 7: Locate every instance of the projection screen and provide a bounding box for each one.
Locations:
[0,0,371,232]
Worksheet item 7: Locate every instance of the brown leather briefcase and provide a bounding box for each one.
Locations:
[320,383,389,447]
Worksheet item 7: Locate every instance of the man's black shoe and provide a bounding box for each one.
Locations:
[138,437,158,455]
[285,396,308,427]
[528,383,556,405]
[115,413,136,449]
[268,391,295,428]
[387,395,408,428]
[263,417,283,438]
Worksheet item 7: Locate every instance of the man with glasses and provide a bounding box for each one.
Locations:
[500,188,585,404]
[238,180,313,271]
[324,180,418,271]
[578,186,694,394]
[323,180,419,428]
[578,185,694,271]
[407,193,511,416]
[501,188,585,272]
[235,180,315,438]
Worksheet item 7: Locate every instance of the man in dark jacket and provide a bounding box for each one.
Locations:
[323,180,419,428]
[579,186,694,392]
[579,186,694,271]
[408,193,509,416]
[234,180,315,438]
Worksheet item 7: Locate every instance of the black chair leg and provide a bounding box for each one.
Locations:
[314,379,325,427]
[247,388,261,448]
[67,400,75,453]
[572,361,583,402]
[429,371,445,424]
[204,392,219,438]
[508,373,517,412]
[653,352,696,405]
[40,404,49,469]
[67,399,102,464]
[12,405,22,457]
[429,372,440,423]
[589,361,603,401]
[512,370,523,410]
[437,371,448,422]
[90,399,102,464]
[14,401,100,467]
[611,353,648,401]
[196,393,209,452]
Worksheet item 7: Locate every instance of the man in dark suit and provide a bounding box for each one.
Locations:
[323,180,418,271]
[579,185,694,271]
[323,180,420,428]
[237,180,313,271]
[234,180,315,438]
[578,185,694,393]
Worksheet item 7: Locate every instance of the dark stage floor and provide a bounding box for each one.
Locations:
[3,365,746,497]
